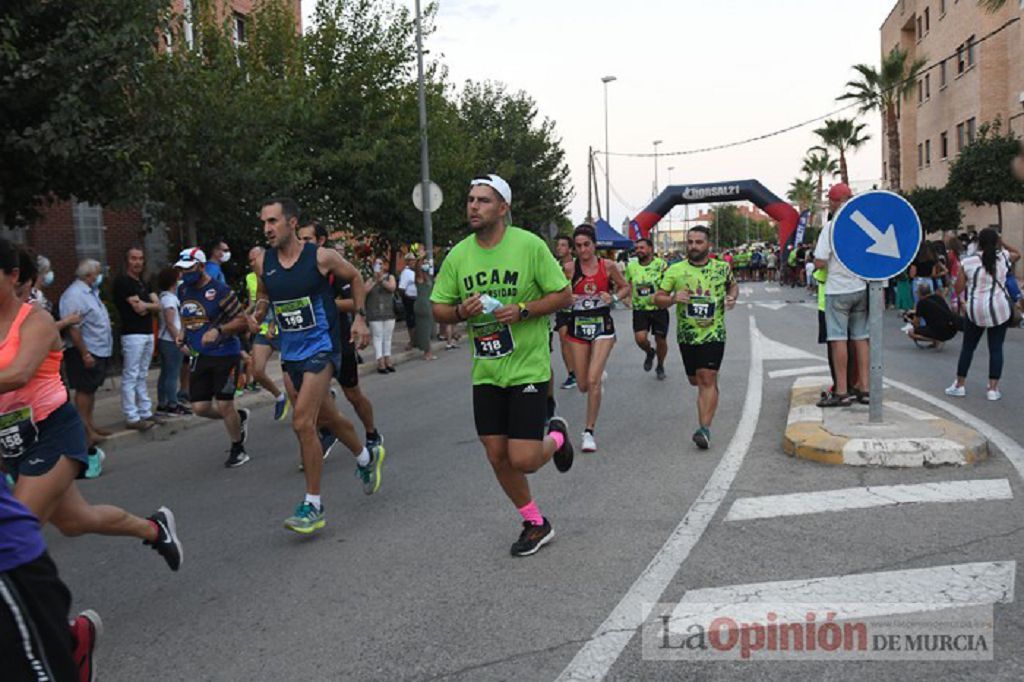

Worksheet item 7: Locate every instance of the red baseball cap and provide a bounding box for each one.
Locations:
[827,183,853,201]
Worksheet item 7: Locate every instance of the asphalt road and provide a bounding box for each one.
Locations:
[49,282,1024,681]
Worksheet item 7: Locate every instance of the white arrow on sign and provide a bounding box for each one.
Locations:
[850,210,900,259]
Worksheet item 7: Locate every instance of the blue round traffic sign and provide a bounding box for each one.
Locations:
[830,190,922,281]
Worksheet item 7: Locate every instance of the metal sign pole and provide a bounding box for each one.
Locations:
[868,281,884,423]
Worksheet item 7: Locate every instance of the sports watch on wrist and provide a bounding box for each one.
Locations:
[518,302,530,320]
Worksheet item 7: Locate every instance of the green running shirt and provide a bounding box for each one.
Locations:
[624,257,667,311]
[659,259,734,345]
[431,226,569,387]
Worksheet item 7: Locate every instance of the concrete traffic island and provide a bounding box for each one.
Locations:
[783,376,988,467]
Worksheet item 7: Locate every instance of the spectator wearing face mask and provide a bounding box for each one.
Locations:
[204,238,231,284]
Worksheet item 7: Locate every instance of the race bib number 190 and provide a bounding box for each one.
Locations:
[273,297,317,332]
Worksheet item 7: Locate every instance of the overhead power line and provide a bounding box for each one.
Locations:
[597,17,1020,159]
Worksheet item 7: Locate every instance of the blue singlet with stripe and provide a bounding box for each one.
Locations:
[262,242,339,362]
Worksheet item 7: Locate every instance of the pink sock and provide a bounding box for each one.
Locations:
[517,500,544,526]
[547,430,565,450]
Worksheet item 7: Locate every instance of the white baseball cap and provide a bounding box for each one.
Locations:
[470,174,512,204]
[174,247,207,268]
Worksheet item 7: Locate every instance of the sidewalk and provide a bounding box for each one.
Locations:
[89,324,448,454]
[783,375,989,467]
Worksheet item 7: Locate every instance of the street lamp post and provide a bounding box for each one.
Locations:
[652,140,663,199]
[601,75,616,221]
[667,166,675,234]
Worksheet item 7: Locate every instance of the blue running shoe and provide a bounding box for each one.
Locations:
[274,396,290,422]
[84,448,105,479]
[319,429,338,461]
[559,373,577,390]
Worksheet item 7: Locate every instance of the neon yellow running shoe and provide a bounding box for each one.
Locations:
[283,501,325,534]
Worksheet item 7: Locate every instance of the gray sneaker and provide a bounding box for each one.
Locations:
[356,444,386,495]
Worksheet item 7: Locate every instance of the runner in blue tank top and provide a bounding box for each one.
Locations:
[249,197,382,535]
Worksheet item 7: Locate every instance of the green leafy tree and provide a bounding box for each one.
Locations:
[903,186,962,234]
[838,46,927,191]
[135,0,308,249]
[0,0,167,225]
[947,119,1024,230]
[709,205,770,248]
[812,118,871,185]
[458,81,572,234]
[979,0,1009,11]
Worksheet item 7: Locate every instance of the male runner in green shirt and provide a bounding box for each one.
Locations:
[432,174,574,557]
[655,225,738,450]
[624,237,668,379]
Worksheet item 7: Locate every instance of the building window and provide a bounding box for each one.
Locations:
[72,201,106,264]
[956,122,965,151]
[940,131,949,159]
[956,45,965,74]
[925,73,930,99]
[966,35,975,68]
[925,139,931,166]
[917,143,924,168]
[966,117,977,144]
[940,60,947,87]
[940,0,946,15]
[233,13,246,46]
[924,7,930,32]
[916,16,923,40]
[917,80,923,103]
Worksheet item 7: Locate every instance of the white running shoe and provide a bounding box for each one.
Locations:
[581,431,597,453]
[987,389,1002,401]
[944,382,966,397]
[900,323,914,334]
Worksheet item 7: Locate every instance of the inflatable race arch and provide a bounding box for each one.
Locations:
[629,180,800,248]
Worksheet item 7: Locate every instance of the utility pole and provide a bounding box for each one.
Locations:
[414,0,433,265]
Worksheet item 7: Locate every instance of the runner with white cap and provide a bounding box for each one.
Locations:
[431,174,575,557]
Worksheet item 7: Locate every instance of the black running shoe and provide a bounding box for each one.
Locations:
[366,430,383,449]
[643,348,656,372]
[510,517,554,557]
[237,408,250,445]
[225,443,249,468]
[692,427,711,450]
[547,417,573,473]
[656,366,666,381]
[145,506,182,571]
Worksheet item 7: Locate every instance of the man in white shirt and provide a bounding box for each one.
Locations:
[813,183,868,407]
[398,252,418,345]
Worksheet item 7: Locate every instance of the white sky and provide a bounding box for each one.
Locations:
[302,0,897,230]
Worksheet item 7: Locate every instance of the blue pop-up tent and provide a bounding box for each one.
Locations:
[594,219,633,250]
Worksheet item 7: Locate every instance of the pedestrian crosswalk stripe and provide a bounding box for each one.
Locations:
[671,561,1015,624]
[725,479,1013,522]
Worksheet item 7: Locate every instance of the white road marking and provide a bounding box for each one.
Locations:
[760,336,824,362]
[792,375,833,389]
[555,316,764,682]
[765,285,781,292]
[884,377,1024,483]
[670,561,1015,626]
[755,302,787,311]
[725,479,1013,522]
[883,400,940,421]
[768,365,831,379]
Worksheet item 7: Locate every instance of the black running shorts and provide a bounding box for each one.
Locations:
[336,342,359,389]
[63,349,109,395]
[632,309,669,337]
[679,342,725,377]
[472,383,548,441]
[553,310,572,331]
[190,354,240,403]
[0,552,77,682]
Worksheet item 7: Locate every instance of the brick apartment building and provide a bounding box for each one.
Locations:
[880,0,1024,247]
[0,0,301,296]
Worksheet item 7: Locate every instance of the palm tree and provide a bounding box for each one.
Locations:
[802,150,840,225]
[812,118,871,185]
[787,176,816,212]
[838,45,927,190]
[978,0,1008,11]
